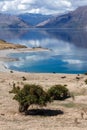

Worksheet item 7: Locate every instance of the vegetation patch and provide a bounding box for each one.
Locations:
[9,84,51,113]
[22,76,27,81]
[47,85,70,100]
[85,79,87,84]
[10,84,70,115]
[84,72,87,75]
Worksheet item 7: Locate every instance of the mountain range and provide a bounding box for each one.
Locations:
[0,5,87,29]
[0,13,31,28]
[36,5,87,29]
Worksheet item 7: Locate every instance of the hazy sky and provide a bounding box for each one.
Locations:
[0,0,87,14]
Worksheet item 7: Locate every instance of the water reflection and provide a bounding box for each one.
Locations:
[1,29,87,73]
[45,29,87,48]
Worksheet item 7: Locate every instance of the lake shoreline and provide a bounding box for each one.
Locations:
[0,47,51,72]
[0,48,86,74]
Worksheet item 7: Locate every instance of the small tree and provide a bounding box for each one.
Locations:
[47,85,70,100]
[10,84,51,113]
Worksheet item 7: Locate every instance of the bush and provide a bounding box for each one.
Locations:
[84,72,87,75]
[10,84,51,113]
[47,85,70,100]
[10,70,13,73]
[22,76,27,81]
[85,79,87,84]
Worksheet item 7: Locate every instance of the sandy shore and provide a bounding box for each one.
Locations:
[0,49,87,130]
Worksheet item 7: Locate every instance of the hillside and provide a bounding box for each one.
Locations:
[0,40,27,49]
[36,6,87,29]
[0,13,30,28]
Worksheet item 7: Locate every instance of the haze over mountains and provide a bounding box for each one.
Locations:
[0,5,87,29]
[18,13,53,26]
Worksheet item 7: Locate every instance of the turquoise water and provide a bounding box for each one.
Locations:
[1,29,87,74]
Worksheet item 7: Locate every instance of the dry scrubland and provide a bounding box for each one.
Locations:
[1,71,87,130]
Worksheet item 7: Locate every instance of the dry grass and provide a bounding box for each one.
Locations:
[0,40,26,50]
[0,72,87,130]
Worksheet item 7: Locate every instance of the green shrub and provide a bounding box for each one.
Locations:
[47,85,70,100]
[22,76,27,81]
[84,72,87,75]
[10,70,13,73]
[10,84,51,113]
[9,86,20,94]
[85,79,87,84]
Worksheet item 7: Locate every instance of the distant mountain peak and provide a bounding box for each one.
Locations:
[36,5,87,29]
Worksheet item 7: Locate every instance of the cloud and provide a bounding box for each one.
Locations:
[63,59,83,64]
[0,0,87,14]
[0,0,11,1]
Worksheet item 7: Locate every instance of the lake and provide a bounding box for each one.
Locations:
[1,28,87,74]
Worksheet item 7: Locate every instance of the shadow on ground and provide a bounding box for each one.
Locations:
[25,109,64,116]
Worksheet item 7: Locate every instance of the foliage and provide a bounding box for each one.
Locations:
[10,70,13,73]
[9,85,20,94]
[10,84,51,113]
[84,72,87,75]
[10,84,71,114]
[22,76,27,81]
[85,79,87,84]
[47,85,70,100]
